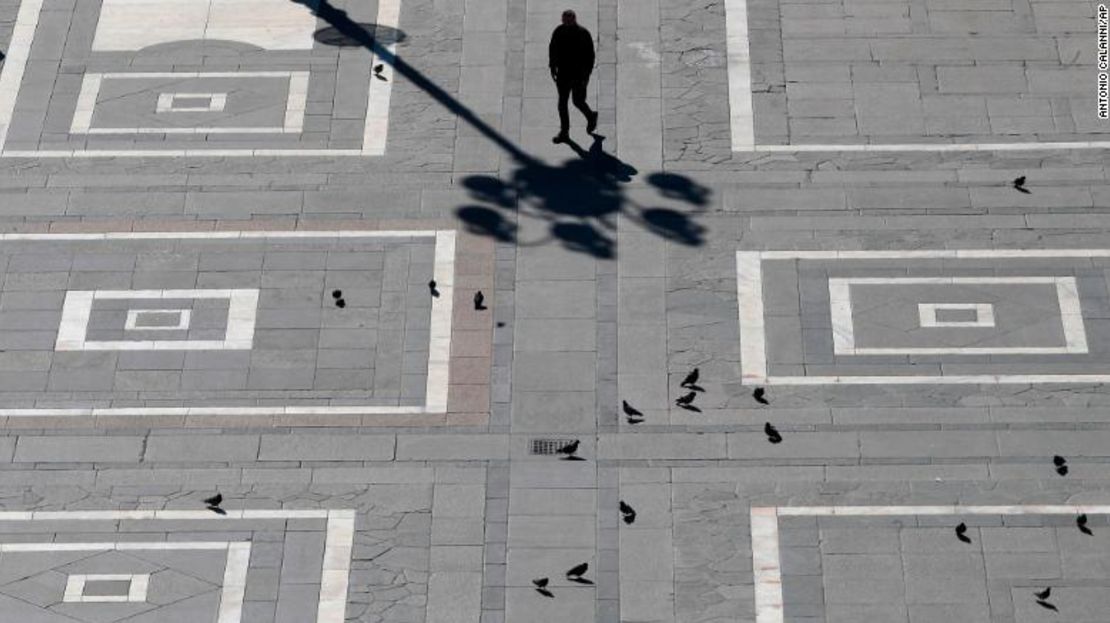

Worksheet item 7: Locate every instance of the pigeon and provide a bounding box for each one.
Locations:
[622,400,644,424]
[474,290,486,310]
[332,290,343,299]
[752,387,769,405]
[1054,455,1069,476]
[1036,600,1058,611]
[204,493,226,515]
[680,368,699,388]
[565,562,588,579]
[335,298,346,308]
[955,522,971,543]
[1078,514,1093,535]
[619,500,637,525]
[675,391,696,406]
[1013,176,1031,194]
[373,64,384,74]
[532,577,553,598]
[428,280,440,297]
[764,422,782,444]
[1034,587,1051,600]
[557,440,580,456]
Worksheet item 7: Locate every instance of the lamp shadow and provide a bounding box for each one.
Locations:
[297,0,709,258]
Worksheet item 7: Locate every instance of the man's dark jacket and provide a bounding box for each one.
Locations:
[549,24,595,80]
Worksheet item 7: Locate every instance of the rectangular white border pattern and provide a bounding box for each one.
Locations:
[736,249,1107,385]
[827,276,1088,355]
[0,230,453,417]
[70,72,308,135]
[156,93,229,113]
[0,0,398,157]
[751,504,1110,623]
[0,509,355,623]
[723,0,1110,153]
[56,289,258,351]
[47,542,245,620]
[918,303,994,328]
[124,309,193,332]
[64,573,150,603]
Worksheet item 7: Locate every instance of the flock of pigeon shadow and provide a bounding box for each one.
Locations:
[532,562,591,598]
[621,369,781,443]
[950,453,1080,614]
[194,390,1082,610]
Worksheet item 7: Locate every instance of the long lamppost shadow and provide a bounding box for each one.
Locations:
[298,0,709,258]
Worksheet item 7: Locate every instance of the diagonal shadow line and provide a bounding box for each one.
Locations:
[296,0,536,166]
[296,0,708,257]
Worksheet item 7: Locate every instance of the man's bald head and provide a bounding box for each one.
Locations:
[562,9,577,25]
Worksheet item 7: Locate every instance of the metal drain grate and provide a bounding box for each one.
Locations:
[530,438,575,455]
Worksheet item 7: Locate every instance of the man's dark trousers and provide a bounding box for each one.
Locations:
[556,74,593,133]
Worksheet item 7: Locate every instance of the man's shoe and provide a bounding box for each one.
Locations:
[552,132,569,144]
[586,111,598,134]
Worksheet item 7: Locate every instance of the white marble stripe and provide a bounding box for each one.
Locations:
[0,405,429,416]
[93,289,236,299]
[0,0,43,151]
[724,0,753,151]
[750,507,783,623]
[317,510,356,623]
[828,276,1060,285]
[362,0,402,155]
[217,542,251,623]
[758,249,1110,260]
[765,375,1110,385]
[1056,277,1089,353]
[54,290,95,351]
[83,127,291,134]
[285,71,310,132]
[0,230,438,241]
[1,541,230,552]
[754,142,1110,152]
[129,574,150,601]
[98,71,298,79]
[776,504,1110,516]
[736,252,767,382]
[847,347,1081,355]
[0,509,332,520]
[425,231,455,413]
[70,74,103,133]
[0,149,367,157]
[826,279,854,354]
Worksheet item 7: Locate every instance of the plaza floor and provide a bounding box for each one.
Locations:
[0,0,1106,620]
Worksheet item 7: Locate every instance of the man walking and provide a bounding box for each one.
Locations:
[549,9,598,143]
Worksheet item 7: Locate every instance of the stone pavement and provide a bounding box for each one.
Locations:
[0,0,1106,621]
